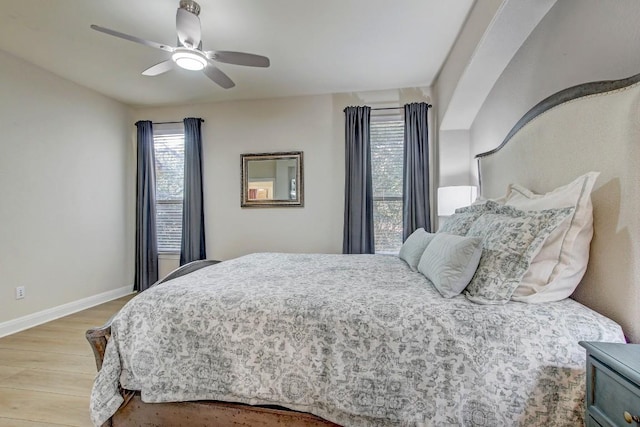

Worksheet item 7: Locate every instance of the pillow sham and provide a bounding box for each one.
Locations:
[399,228,435,271]
[437,203,488,236]
[464,201,574,305]
[506,172,599,303]
[472,193,507,206]
[417,233,483,298]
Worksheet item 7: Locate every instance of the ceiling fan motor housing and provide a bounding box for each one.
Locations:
[179,0,200,16]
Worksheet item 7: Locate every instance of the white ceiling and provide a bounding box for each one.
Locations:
[0,0,473,107]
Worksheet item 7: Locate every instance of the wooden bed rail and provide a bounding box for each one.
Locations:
[85,259,221,372]
[86,319,113,372]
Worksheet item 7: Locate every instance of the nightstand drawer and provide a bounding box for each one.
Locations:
[587,415,604,427]
[589,357,640,426]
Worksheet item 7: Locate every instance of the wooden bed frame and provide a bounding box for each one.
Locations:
[87,259,338,427]
[87,72,640,426]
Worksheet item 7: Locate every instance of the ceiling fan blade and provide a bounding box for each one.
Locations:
[203,63,235,89]
[176,8,201,48]
[90,25,174,53]
[209,51,270,68]
[142,60,175,76]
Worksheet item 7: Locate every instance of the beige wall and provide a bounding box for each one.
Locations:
[432,0,502,193]
[0,50,133,323]
[438,130,473,187]
[435,0,640,189]
[134,95,342,262]
[469,0,640,170]
[434,0,502,128]
[133,87,432,267]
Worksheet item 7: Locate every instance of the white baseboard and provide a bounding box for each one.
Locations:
[0,285,134,338]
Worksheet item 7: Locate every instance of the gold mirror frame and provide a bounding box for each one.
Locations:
[241,151,304,208]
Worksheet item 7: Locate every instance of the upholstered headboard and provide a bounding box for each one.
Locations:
[476,73,640,343]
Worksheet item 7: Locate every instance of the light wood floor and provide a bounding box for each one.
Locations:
[0,295,133,427]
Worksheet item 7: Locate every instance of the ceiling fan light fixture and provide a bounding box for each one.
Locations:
[172,50,207,71]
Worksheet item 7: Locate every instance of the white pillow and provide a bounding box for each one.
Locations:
[506,172,599,303]
[417,233,483,298]
[399,228,435,271]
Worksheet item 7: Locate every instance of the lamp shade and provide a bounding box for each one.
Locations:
[437,186,478,216]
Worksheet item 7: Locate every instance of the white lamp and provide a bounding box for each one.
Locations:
[437,186,478,216]
[171,48,208,71]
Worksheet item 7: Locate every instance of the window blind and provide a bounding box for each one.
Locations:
[370,119,404,253]
[153,125,184,253]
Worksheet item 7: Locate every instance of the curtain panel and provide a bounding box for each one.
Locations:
[180,117,207,265]
[403,102,431,239]
[343,106,375,254]
[134,120,159,292]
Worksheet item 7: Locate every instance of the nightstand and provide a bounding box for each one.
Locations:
[580,342,640,426]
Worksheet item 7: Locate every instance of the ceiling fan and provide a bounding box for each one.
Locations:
[90,0,270,89]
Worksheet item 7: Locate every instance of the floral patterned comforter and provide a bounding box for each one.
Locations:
[90,253,624,426]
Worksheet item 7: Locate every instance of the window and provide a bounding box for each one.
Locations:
[370,117,404,253]
[153,124,185,253]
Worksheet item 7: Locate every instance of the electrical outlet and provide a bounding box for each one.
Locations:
[15,286,25,300]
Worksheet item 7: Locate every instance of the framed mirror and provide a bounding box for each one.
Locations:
[241,151,304,207]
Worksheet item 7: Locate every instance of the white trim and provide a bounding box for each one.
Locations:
[440,0,558,130]
[0,285,134,338]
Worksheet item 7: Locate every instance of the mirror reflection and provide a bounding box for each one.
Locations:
[241,152,303,207]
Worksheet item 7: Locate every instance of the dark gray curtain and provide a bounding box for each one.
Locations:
[343,106,374,254]
[403,102,431,239]
[180,117,207,265]
[134,121,159,292]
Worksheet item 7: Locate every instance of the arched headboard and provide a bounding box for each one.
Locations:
[476,73,640,342]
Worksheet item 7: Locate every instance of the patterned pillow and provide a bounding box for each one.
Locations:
[438,203,488,236]
[399,228,436,271]
[464,201,574,304]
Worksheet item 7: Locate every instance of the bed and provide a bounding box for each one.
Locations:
[87,72,640,426]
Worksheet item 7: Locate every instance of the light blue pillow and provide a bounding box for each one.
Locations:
[399,228,436,271]
[417,233,483,298]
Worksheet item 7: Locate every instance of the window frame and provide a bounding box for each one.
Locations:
[153,123,185,254]
[369,112,405,254]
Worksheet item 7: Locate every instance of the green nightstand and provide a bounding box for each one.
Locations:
[580,342,640,426]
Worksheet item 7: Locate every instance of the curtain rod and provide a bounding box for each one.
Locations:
[371,104,432,111]
[153,120,206,124]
